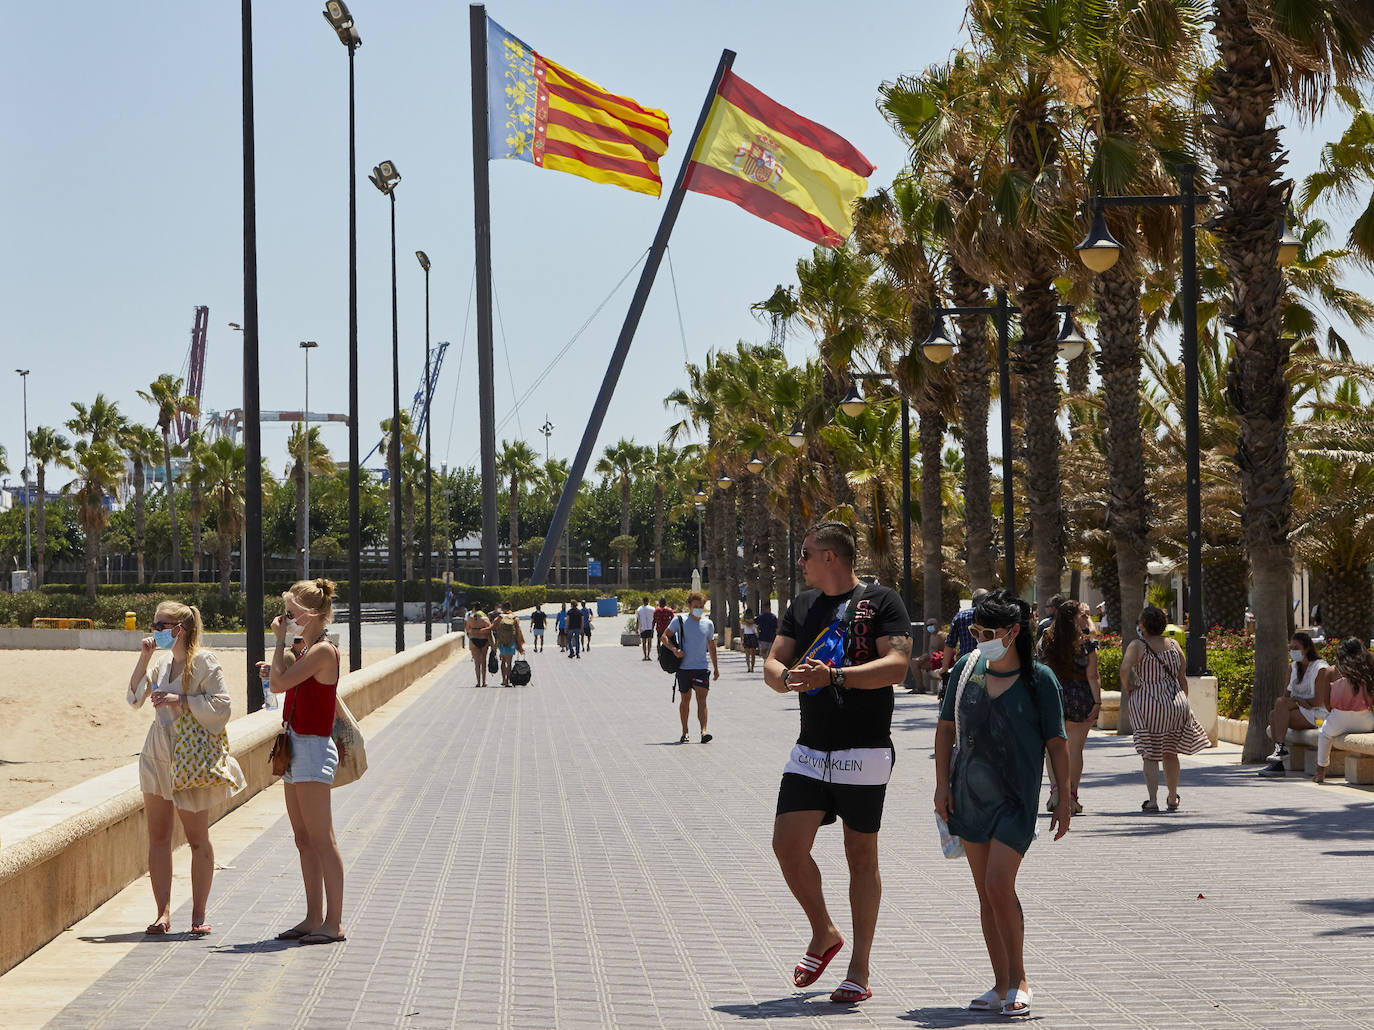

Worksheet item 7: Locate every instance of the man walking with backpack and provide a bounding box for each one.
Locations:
[762,520,912,1006]
[662,590,718,743]
[565,601,583,659]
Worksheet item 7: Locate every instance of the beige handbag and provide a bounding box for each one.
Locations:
[330,698,368,788]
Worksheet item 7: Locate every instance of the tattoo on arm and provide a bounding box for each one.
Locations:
[887,634,913,659]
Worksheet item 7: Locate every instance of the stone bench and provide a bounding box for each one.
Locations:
[1284,728,1374,783]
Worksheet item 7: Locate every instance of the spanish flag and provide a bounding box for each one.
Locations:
[684,70,874,247]
[486,18,671,197]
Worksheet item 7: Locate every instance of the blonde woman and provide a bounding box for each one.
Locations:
[268,578,347,945]
[128,601,246,936]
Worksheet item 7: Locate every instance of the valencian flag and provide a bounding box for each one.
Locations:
[684,70,875,247]
[486,18,672,197]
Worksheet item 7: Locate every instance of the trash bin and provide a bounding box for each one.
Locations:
[596,597,619,618]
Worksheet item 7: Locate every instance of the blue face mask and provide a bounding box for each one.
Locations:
[153,628,176,649]
[976,632,1009,663]
[691,607,706,619]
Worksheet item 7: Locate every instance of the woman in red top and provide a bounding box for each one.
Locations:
[267,578,346,945]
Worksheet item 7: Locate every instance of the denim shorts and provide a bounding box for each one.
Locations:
[283,728,338,785]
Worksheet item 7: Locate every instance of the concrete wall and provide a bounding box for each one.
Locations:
[0,628,347,652]
[0,633,462,976]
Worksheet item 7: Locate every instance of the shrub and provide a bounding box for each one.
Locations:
[1096,645,1122,691]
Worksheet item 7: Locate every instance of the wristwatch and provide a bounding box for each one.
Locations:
[831,667,847,689]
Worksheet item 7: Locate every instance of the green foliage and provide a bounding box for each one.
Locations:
[1206,632,1258,719]
[1097,645,1122,691]
[612,587,703,612]
[0,585,282,631]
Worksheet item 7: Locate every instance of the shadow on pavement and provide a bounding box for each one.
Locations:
[898,1006,1019,1027]
[210,939,309,955]
[77,932,179,945]
[712,992,834,1019]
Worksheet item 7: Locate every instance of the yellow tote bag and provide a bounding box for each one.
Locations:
[172,712,233,791]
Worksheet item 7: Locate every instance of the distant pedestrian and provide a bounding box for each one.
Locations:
[742,608,759,672]
[565,601,583,659]
[530,604,548,652]
[492,604,526,687]
[652,597,675,655]
[127,601,245,936]
[763,520,912,1006]
[466,608,492,687]
[636,596,656,661]
[663,590,718,743]
[1313,638,1374,784]
[1259,631,1330,776]
[443,586,455,626]
[755,602,778,657]
[940,588,989,694]
[556,602,568,651]
[1035,594,1064,643]
[1121,605,1209,808]
[935,589,1069,1017]
[582,601,593,649]
[1036,601,1101,814]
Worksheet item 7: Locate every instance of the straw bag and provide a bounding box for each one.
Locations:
[172,711,234,791]
[331,698,368,788]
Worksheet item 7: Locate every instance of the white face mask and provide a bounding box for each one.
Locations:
[1291,649,1304,663]
[977,633,1010,662]
[691,607,705,619]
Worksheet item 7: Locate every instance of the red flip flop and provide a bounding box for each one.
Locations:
[829,979,872,1004]
[793,938,844,988]
[144,920,169,935]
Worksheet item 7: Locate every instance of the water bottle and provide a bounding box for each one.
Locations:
[262,677,277,710]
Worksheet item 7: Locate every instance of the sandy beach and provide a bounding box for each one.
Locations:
[0,648,394,818]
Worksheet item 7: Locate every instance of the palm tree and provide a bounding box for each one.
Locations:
[595,439,653,587]
[69,440,123,601]
[138,374,199,582]
[27,427,71,588]
[185,432,209,583]
[1298,85,1374,264]
[496,440,541,586]
[540,458,571,584]
[1205,0,1374,760]
[121,423,164,585]
[648,444,685,585]
[200,437,247,603]
[287,422,334,580]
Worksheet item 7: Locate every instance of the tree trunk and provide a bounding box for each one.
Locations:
[190,477,203,585]
[1015,276,1066,605]
[219,531,232,604]
[1094,262,1151,653]
[950,264,998,591]
[619,478,631,588]
[724,483,740,640]
[133,457,147,585]
[709,487,727,643]
[163,431,181,582]
[653,481,664,585]
[509,478,520,588]
[1203,551,1249,632]
[740,474,757,611]
[84,525,99,602]
[919,402,946,625]
[34,464,47,588]
[294,457,306,580]
[1208,0,1294,762]
[404,482,416,582]
[1322,566,1373,644]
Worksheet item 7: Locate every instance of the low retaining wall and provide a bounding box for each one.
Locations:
[0,633,462,976]
[1096,677,1217,746]
[0,625,429,651]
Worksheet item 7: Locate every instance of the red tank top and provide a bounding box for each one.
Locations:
[285,643,340,737]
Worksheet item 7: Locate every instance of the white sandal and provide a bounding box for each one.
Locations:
[967,988,1004,1012]
[1002,986,1033,1016]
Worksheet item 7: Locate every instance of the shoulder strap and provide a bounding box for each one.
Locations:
[953,653,982,746]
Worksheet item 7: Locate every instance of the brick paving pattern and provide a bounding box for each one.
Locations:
[41,638,1374,1028]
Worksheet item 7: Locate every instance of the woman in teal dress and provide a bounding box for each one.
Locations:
[934,590,1071,1018]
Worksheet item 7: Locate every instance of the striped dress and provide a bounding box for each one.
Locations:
[1129,641,1210,761]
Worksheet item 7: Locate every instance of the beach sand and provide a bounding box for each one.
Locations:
[0,648,392,818]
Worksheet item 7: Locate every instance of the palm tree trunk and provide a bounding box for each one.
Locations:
[756,485,773,612]
[709,487,726,643]
[134,458,147,585]
[919,402,946,623]
[163,431,181,582]
[950,264,998,590]
[1015,275,1067,604]
[404,482,416,582]
[219,532,232,604]
[740,474,757,611]
[34,464,47,588]
[509,478,521,588]
[1323,566,1374,643]
[84,525,99,602]
[294,458,306,580]
[190,478,203,584]
[619,478,631,588]
[1208,0,1293,762]
[1094,262,1150,653]
[653,481,664,585]
[724,483,740,642]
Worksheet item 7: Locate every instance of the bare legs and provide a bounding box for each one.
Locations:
[470,645,488,686]
[284,781,345,938]
[678,686,709,738]
[1267,697,1310,749]
[144,793,215,931]
[1066,719,1092,797]
[772,812,880,990]
[1141,754,1181,806]
[963,839,1027,1004]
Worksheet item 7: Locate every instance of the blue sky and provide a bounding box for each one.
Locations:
[1,1,1366,495]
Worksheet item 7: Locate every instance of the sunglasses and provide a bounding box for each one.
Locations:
[799,547,832,561]
[968,625,1011,642]
[151,621,180,631]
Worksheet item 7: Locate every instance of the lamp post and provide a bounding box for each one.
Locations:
[923,295,1086,596]
[322,0,364,672]
[299,342,318,579]
[15,370,31,589]
[540,418,553,462]
[416,250,433,641]
[695,501,705,571]
[370,160,404,653]
[836,372,912,616]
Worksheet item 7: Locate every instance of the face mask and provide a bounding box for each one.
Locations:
[691,607,705,618]
[153,628,176,649]
[977,633,1009,662]
[1291,649,1304,663]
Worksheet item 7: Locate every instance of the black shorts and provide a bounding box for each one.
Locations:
[743,635,758,648]
[677,669,709,694]
[776,771,890,835]
[640,629,654,640]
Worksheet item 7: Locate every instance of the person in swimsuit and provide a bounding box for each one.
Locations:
[935,589,1070,1017]
[1036,601,1100,814]
[466,608,492,687]
[267,578,346,945]
[742,608,759,672]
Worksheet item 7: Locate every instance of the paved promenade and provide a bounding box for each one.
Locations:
[10,636,1374,1028]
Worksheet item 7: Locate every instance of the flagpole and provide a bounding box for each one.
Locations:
[470,3,500,587]
[530,48,736,586]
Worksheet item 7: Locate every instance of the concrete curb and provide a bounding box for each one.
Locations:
[0,633,462,975]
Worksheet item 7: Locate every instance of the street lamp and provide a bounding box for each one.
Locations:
[1277,212,1302,268]
[745,450,765,474]
[299,342,318,579]
[786,419,806,449]
[371,159,404,653]
[695,501,705,570]
[322,0,364,672]
[694,480,708,502]
[716,471,732,490]
[922,315,956,364]
[416,249,434,641]
[539,417,554,462]
[15,370,30,590]
[1057,311,1089,362]
[839,380,867,418]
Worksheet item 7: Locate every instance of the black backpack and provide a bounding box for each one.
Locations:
[658,616,683,675]
[510,658,532,686]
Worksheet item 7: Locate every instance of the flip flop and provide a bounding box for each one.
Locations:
[144,920,170,935]
[189,923,212,936]
[299,932,347,945]
[1167,794,1181,811]
[1002,986,1033,1016]
[829,979,872,1004]
[968,988,1005,1012]
[1141,799,1160,812]
[274,927,311,940]
[793,938,844,988]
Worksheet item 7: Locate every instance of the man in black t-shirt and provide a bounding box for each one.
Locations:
[530,606,548,652]
[564,601,583,659]
[762,520,912,1006]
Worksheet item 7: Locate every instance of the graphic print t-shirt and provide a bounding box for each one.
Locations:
[778,582,910,751]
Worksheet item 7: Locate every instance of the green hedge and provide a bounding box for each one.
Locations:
[1099,632,1259,719]
[0,587,285,631]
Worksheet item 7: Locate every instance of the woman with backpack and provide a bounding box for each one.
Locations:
[491,605,525,687]
[1120,604,1209,811]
